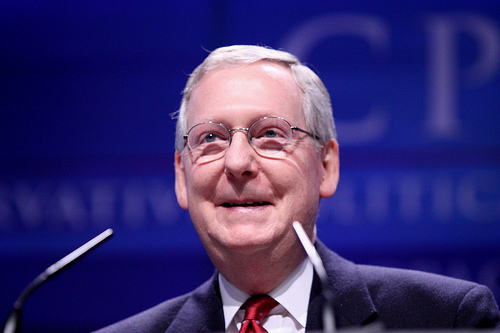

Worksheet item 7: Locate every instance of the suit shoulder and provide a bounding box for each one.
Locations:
[357,264,482,303]
[359,264,475,288]
[357,264,499,328]
[93,275,221,333]
[93,293,191,333]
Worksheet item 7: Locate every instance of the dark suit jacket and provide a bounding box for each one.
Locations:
[95,241,500,332]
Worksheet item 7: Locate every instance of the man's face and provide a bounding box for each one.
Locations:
[175,61,338,261]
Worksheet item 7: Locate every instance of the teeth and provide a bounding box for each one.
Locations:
[223,202,268,207]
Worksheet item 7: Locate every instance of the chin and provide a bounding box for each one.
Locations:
[218,232,276,254]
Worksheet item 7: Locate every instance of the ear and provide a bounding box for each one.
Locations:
[319,139,340,198]
[174,150,189,210]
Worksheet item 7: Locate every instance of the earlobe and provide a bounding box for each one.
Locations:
[319,139,340,198]
[174,150,189,210]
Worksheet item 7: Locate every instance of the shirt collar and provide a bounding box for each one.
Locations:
[219,258,313,330]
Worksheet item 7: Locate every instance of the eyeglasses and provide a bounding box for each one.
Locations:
[183,116,318,163]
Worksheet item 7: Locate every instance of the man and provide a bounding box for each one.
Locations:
[95,45,499,332]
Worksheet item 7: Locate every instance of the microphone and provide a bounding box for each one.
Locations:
[2,228,113,333]
[293,221,335,333]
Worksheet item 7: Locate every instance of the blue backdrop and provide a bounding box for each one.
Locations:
[1,1,499,332]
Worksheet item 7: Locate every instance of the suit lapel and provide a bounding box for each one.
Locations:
[166,272,225,333]
[306,241,378,331]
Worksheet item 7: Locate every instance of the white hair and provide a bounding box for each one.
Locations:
[173,45,336,152]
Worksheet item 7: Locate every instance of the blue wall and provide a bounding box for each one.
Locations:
[1,1,499,331]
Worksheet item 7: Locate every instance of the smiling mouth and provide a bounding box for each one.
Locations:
[221,202,271,208]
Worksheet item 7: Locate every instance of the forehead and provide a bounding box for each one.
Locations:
[187,61,304,126]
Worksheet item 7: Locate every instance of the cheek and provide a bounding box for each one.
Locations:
[185,163,222,199]
[268,156,323,200]
[287,152,323,185]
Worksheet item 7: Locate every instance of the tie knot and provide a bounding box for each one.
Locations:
[241,295,279,322]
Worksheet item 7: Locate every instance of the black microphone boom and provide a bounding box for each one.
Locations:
[2,228,113,333]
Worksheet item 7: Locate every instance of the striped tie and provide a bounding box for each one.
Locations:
[239,295,279,333]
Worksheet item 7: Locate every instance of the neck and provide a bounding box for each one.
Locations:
[213,243,306,295]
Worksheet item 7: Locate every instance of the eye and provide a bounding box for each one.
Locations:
[253,126,287,139]
[195,130,227,147]
[203,132,220,143]
[251,126,289,152]
[264,129,280,138]
[188,123,229,149]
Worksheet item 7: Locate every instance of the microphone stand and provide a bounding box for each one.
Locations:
[293,222,335,333]
[2,228,113,333]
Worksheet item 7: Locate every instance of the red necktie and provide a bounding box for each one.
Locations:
[239,295,279,333]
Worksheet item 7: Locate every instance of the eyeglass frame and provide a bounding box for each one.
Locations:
[182,116,320,160]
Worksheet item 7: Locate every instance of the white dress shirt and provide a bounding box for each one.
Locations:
[219,258,313,333]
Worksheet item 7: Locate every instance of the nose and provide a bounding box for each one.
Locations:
[224,131,258,179]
